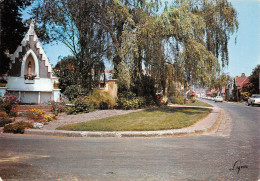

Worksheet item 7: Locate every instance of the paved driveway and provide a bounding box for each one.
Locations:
[0,101,259,180]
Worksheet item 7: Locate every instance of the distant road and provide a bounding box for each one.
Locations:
[0,100,259,180]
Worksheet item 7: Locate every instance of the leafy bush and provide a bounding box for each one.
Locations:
[43,114,56,122]
[51,99,66,116]
[0,117,12,127]
[4,121,33,134]
[26,109,46,122]
[240,91,250,101]
[63,85,87,100]
[168,93,185,105]
[66,96,94,114]
[130,74,157,103]
[166,81,186,105]
[0,93,18,116]
[116,92,146,110]
[87,90,116,109]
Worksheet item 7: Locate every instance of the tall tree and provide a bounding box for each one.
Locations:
[158,0,238,90]
[33,0,107,93]
[211,72,232,93]
[0,0,32,75]
[33,0,238,97]
[191,0,239,67]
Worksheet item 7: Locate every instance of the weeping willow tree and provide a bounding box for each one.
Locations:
[116,0,238,97]
[33,0,238,99]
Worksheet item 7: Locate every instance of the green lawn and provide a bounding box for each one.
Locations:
[56,107,211,131]
[183,99,213,107]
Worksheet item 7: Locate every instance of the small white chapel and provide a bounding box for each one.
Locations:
[3,19,60,104]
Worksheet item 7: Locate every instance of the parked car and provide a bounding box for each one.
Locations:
[248,94,260,106]
[215,96,223,102]
[210,97,215,101]
[207,96,213,100]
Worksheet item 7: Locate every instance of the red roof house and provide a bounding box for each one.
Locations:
[235,73,249,90]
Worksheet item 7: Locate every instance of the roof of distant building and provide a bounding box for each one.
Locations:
[235,73,249,89]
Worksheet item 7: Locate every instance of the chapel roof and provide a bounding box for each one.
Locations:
[10,19,52,73]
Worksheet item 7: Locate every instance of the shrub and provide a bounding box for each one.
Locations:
[87,90,116,109]
[116,92,146,110]
[144,95,158,106]
[168,94,185,105]
[241,91,250,101]
[130,74,158,106]
[51,99,66,116]
[167,82,186,105]
[0,93,18,116]
[4,121,33,134]
[0,117,12,127]
[26,109,46,122]
[43,114,56,122]
[66,96,94,115]
[63,85,87,100]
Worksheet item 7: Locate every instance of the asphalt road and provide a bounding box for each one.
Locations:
[0,101,259,181]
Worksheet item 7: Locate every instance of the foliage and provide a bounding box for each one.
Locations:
[0,117,13,127]
[169,94,185,105]
[4,121,33,134]
[241,82,254,101]
[0,94,18,116]
[66,97,94,115]
[63,85,87,101]
[132,75,158,106]
[211,72,232,92]
[26,108,56,123]
[0,0,32,75]
[24,74,36,80]
[240,91,250,101]
[32,0,238,97]
[53,56,79,93]
[116,92,145,110]
[249,64,260,94]
[34,1,105,94]
[167,82,185,104]
[26,109,46,122]
[43,114,56,122]
[51,99,66,116]
[54,56,101,99]
[117,61,131,92]
[87,90,116,109]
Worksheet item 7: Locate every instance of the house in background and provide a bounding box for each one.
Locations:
[233,73,249,101]
[98,69,118,99]
[3,20,60,104]
[226,73,249,101]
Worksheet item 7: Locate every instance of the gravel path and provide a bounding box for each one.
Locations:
[41,109,143,130]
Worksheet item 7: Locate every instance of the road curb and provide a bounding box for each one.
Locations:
[24,129,201,138]
[24,105,221,138]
